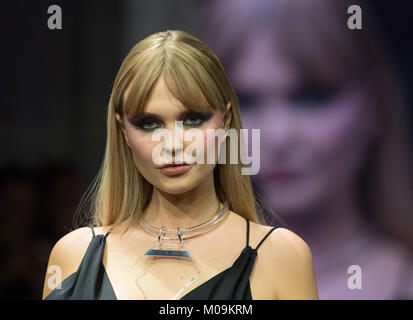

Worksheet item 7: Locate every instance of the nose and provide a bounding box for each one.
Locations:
[260,106,297,160]
[161,122,185,158]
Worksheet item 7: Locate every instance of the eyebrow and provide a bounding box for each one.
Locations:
[129,112,164,120]
[128,110,212,121]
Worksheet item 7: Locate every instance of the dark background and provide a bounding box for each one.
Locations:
[0,0,412,299]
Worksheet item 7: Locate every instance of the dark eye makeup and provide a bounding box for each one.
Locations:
[289,84,339,107]
[127,111,214,132]
[237,91,259,110]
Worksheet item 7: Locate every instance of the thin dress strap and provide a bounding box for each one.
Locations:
[246,218,250,247]
[255,226,277,250]
[89,226,111,238]
[245,218,277,250]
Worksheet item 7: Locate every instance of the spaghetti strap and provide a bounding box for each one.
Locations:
[89,226,111,238]
[245,218,250,247]
[245,218,277,250]
[255,226,277,251]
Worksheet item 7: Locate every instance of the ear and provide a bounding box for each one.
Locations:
[115,112,130,147]
[223,101,232,131]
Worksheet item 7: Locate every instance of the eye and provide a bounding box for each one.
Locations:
[130,117,163,131]
[183,116,203,126]
[289,85,338,108]
[237,91,259,111]
[182,112,214,127]
[142,119,162,130]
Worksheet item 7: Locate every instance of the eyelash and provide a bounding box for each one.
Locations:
[131,112,213,132]
[289,86,338,107]
[237,85,338,111]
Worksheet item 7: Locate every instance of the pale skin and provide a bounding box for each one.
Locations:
[42,75,318,300]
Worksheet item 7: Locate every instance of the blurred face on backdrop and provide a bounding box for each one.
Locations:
[232,28,378,218]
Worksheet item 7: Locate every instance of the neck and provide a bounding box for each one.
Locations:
[142,173,222,229]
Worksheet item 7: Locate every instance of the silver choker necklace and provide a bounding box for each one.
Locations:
[139,200,229,241]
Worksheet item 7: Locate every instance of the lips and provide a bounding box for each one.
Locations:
[159,161,189,169]
[158,161,192,176]
[261,168,299,182]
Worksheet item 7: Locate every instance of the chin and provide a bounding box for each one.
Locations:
[158,184,194,195]
[266,185,326,219]
[272,201,314,219]
[156,176,203,195]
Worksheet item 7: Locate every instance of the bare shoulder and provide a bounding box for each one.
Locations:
[268,227,312,256]
[249,221,308,251]
[250,223,319,299]
[42,227,94,299]
[46,227,94,271]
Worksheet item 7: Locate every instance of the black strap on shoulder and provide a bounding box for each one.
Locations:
[90,226,111,238]
[90,226,95,237]
[245,218,277,250]
[246,218,250,247]
[255,227,277,251]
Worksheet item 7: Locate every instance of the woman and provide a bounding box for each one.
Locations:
[42,30,318,300]
[201,0,413,299]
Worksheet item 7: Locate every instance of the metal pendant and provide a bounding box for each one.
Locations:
[144,247,192,258]
[144,226,192,259]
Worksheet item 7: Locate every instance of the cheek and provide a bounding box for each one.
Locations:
[126,132,155,166]
[298,91,375,187]
[183,114,225,163]
[302,109,363,153]
[203,117,226,162]
[300,95,372,158]
[240,110,257,129]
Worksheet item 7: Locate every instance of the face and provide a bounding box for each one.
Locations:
[116,75,231,195]
[231,29,378,217]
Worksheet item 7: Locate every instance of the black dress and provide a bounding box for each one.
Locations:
[45,218,277,300]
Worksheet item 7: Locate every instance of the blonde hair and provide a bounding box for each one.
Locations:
[74,30,265,234]
[202,0,413,248]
